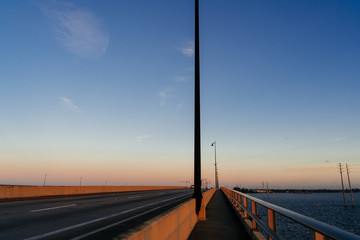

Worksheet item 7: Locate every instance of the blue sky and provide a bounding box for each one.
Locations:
[1,0,360,188]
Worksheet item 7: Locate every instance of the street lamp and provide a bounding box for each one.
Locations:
[211,141,219,188]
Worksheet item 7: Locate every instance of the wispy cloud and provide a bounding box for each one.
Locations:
[136,135,151,142]
[59,97,81,112]
[330,137,347,143]
[157,88,174,107]
[179,41,194,57]
[173,76,192,82]
[41,1,109,58]
[176,104,183,113]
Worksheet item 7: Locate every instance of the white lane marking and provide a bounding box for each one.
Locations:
[24,192,192,240]
[30,204,77,213]
[70,195,189,240]
[127,195,141,199]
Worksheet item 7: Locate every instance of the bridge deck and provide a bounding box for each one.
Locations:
[188,189,250,240]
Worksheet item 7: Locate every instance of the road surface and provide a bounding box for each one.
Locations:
[0,188,193,239]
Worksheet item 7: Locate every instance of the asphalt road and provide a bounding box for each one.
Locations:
[0,189,193,240]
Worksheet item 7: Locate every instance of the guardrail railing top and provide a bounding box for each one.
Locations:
[222,187,360,240]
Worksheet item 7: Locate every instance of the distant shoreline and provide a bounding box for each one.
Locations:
[233,187,360,194]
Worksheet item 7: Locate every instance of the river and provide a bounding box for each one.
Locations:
[250,192,360,239]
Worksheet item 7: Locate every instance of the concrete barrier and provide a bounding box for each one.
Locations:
[0,185,186,200]
[198,188,217,220]
[119,199,197,240]
[118,188,217,240]
[202,188,217,207]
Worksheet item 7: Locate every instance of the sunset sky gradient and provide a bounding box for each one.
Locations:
[1,0,360,189]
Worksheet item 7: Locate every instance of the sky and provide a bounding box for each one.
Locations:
[1,0,360,189]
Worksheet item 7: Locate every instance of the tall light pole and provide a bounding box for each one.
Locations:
[193,0,203,214]
[211,141,219,188]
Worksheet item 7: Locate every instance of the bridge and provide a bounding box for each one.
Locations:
[1,185,359,240]
[1,1,359,239]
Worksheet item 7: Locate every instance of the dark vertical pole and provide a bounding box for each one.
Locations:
[193,0,203,214]
[339,163,347,208]
[214,142,219,188]
[346,164,355,208]
[43,173,47,187]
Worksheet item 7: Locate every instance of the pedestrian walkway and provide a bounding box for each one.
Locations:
[188,189,250,240]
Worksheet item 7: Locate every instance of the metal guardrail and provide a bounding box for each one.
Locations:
[222,187,360,240]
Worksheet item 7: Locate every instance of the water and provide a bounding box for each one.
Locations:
[249,192,360,240]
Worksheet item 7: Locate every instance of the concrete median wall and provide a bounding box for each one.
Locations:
[120,199,197,240]
[120,188,217,240]
[202,188,217,206]
[198,188,217,220]
[0,185,186,200]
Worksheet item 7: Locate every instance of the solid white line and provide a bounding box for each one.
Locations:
[30,204,77,213]
[24,192,191,240]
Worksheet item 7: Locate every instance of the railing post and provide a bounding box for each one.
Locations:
[235,192,239,207]
[251,200,258,230]
[267,209,277,240]
[310,230,331,240]
[235,193,239,207]
[238,193,243,212]
[243,196,249,219]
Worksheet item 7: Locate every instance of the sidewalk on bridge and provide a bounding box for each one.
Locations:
[188,189,250,240]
